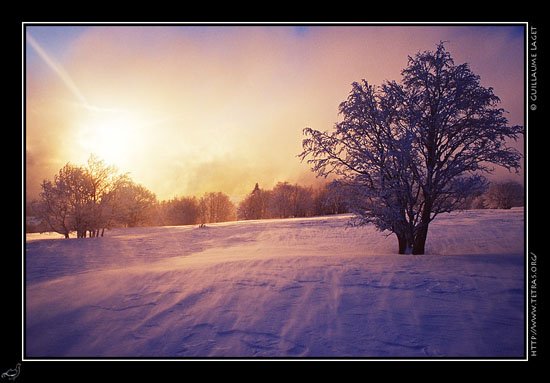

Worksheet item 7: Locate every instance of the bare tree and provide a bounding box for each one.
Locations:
[158,196,200,226]
[34,163,93,238]
[269,182,295,218]
[238,183,271,220]
[292,185,315,217]
[300,43,523,254]
[314,181,350,216]
[199,192,236,224]
[484,181,524,209]
[34,155,129,238]
[33,178,71,238]
[107,179,157,228]
[84,155,123,237]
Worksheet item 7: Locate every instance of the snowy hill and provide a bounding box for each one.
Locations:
[25,208,525,358]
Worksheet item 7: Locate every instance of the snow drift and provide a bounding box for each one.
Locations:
[25,208,525,358]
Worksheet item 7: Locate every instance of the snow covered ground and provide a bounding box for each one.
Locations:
[25,208,525,358]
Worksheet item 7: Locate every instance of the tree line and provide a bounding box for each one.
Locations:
[28,157,241,237]
[157,192,236,226]
[237,181,350,220]
[27,154,357,237]
[27,153,522,239]
[155,181,349,227]
[142,180,354,225]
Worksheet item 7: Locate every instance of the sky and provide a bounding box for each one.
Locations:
[25,25,525,202]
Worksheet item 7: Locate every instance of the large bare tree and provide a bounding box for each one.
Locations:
[300,43,523,254]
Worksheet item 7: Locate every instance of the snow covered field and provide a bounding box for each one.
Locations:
[25,208,525,358]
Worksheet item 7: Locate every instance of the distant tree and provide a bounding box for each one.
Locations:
[314,181,350,216]
[484,181,524,209]
[237,186,254,220]
[34,155,128,238]
[33,170,70,239]
[238,183,273,220]
[269,182,295,218]
[199,192,236,224]
[84,155,124,237]
[108,180,157,227]
[267,182,315,218]
[26,200,49,233]
[34,163,93,238]
[458,183,488,210]
[300,43,523,254]
[462,192,487,210]
[468,195,487,210]
[291,185,315,217]
[158,196,200,226]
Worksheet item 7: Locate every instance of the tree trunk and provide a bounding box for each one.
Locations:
[412,200,433,255]
[64,233,69,239]
[397,233,408,254]
[101,228,105,237]
[412,224,429,255]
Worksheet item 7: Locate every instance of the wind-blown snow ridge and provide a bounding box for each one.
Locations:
[26,208,524,357]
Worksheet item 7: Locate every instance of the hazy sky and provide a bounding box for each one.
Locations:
[25,25,524,202]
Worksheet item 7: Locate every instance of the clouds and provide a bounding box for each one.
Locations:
[26,25,524,201]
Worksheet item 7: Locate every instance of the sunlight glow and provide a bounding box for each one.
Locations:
[78,109,144,168]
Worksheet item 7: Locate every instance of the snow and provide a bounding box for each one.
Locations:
[25,208,525,358]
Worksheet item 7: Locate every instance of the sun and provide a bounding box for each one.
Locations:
[78,108,145,168]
